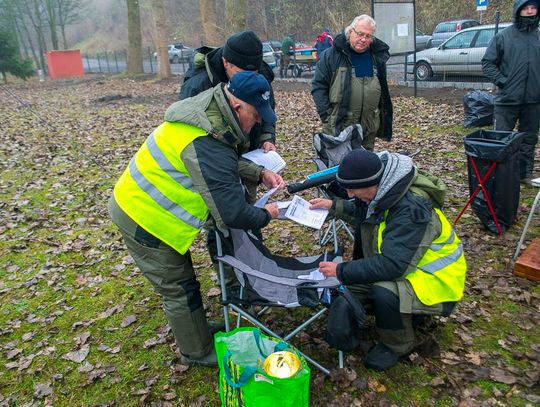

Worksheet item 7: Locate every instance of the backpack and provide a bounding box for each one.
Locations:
[324,286,366,352]
[409,170,447,209]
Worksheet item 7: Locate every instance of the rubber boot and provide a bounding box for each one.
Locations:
[364,314,415,371]
[166,304,213,359]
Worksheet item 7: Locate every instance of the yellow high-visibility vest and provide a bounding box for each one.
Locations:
[114,121,209,254]
[378,208,466,305]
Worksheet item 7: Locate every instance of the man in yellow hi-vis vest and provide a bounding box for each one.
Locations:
[109,72,284,367]
[309,149,466,371]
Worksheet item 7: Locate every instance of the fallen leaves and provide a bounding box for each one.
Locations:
[1,75,539,406]
[121,314,137,328]
[62,345,90,363]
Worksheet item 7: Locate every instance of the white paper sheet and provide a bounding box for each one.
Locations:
[297,269,326,281]
[397,24,409,37]
[254,187,279,208]
[241,149,286,173]
[284,195,329,229]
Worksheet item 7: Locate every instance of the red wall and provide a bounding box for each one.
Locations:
[45,50,84,79]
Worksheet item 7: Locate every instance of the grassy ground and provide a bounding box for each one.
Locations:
[0,74,539,406]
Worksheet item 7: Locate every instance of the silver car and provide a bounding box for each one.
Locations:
[262,42,278,68]
[415,29,432,51]
[429,19,480,48]
[153,44,194,64]
[407,23,511,81]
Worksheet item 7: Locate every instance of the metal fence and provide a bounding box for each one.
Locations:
[81,47,191,75]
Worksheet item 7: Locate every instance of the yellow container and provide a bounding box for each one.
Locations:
[263,351,301,379]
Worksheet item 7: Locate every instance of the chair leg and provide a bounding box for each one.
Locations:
[229,303,332,375]
[338,351,344,369]
[513,190,540,260]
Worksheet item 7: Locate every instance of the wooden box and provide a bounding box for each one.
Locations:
[514,237,540,281]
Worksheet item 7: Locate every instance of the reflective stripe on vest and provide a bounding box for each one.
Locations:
[377,207,466,305]
[114,121,209,254]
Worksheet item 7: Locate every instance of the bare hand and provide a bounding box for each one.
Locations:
[264,203,280,219]
[309,198,333,210]
[319,262,337,277]
[261,141,277,152]
[261,170,285,190]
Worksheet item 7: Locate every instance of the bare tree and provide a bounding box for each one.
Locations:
[126,0,143,73]
[44,0,60,49]
[150,0,171,78]
[17,0,48,71]
[199,0,221,46]
[224,0,246,36]
[56,0,84,49]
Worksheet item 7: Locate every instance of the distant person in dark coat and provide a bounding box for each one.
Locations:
[280,34,295,78]
[482,0,540,186]
[314,27,334,60]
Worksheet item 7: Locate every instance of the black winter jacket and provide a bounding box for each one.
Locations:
[166,85,272,231]
[482,0,540,105]
[178,46,277,145]
[331,154,437,285]
[311,32,393,140]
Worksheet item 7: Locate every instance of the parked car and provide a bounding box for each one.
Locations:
[268,40,282,52]
[415,29,432,51]
[429,19,480,48]
[407,23,511,81]
[262,42,278,68]
[153,43,194,64]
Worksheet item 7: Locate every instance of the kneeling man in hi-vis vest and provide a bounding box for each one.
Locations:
[109,71,284,367]
[309,149,467,371]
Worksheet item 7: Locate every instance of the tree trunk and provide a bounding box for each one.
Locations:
[150,0,171,78]
[199,0,221,46]
[259,0,269,40]
[56,0,85,50]
[13,1,39,65]
[60,25,67,49]
[25,0,47,71]
[45,0,59,50]
[224,0,246,36]
[126,0,143,74]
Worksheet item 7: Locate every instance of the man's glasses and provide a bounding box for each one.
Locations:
[351,27,374,41]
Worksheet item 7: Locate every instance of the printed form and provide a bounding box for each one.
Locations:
[284,195,328,229]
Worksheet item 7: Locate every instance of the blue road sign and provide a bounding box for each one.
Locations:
[477,0,488,11]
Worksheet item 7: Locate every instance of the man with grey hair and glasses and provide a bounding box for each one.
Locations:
[312,15,393,150]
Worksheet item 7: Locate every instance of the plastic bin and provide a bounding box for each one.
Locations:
[464,130,525,234]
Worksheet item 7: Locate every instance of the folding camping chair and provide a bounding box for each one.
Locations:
[311,126,361,250]
[215,229,344,375]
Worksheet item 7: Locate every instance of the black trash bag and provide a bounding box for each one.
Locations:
[324,286,366,352]
[463,90,494,128]
[464,130,525,234]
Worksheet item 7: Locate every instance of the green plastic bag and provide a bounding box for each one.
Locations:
[215,327,310,407]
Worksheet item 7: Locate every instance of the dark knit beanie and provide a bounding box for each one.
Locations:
[222,31,263,71]
[336,149,384,189]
